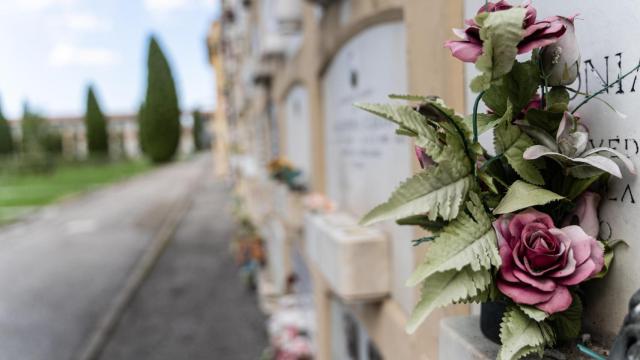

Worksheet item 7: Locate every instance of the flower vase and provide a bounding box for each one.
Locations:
[480,301,507,345]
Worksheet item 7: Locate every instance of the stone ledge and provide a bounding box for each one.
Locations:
[440,315,498,360]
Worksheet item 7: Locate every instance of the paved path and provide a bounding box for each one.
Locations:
[98,166,268,360]
[0,157,207,360]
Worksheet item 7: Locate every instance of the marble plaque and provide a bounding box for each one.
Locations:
[284,85,312,182]
[463,0,640,339]
[322,22,415,312]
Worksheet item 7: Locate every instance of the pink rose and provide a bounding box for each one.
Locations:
[445,0,567,63]
[494,208,604,314]
[563,192,601,238]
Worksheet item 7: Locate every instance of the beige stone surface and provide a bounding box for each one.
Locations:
[304,212,390,301]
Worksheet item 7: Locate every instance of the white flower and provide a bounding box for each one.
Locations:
[523,112,635,178]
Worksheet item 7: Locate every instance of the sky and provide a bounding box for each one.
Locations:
[0,0,221,120]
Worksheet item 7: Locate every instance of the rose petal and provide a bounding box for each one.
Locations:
[452,28,467,40]
[497,279,555,305]
[508,209,555,241]
[444,40,483,63]
[550,249,577,278]
[499,246,519,283]
[522,21,552,39]
[560,259,597,286]
[513,269,557,292]
[535,286,572,314]
[524,255,563,276]
[560,225,594,265]
[493,216,513,248]
[590,241,605,277]
[513,243,529,272]
[562,192,601,238]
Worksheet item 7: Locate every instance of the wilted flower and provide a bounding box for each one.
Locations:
[540,16,580,86]
[562,191,601,238]
[445,0,567,63]
[495,208,604,314]
[523,112,636,178]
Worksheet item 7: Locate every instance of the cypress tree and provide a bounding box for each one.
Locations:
[0,97,14,155]
[141,35,180,163]
[136,102,146,155]
[192,109,204,151]
[84,85,109,156]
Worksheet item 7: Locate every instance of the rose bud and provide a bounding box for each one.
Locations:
[562,191,601,238]
[540,16,580,86]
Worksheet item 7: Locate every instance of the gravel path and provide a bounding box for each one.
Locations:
[97,170,268,360]
[0,157,206,360]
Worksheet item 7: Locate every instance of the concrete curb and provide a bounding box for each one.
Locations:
[73,163,205,360]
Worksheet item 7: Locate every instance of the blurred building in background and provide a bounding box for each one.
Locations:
[210,1,465,359]
[8,112,213,160]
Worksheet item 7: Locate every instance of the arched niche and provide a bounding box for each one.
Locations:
[284,84,313,183]
[321,20,415,312]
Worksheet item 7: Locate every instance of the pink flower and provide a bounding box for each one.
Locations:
[563,192,601,238]
[445,0,567,63]
[494,208,604,314]
[517,94,541,119]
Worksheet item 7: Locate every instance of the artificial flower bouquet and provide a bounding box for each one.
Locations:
[357,1,637,359]
[268,158,308,193]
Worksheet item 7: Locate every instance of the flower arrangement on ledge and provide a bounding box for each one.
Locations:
[268,158,308,193]
[356,1,637,359]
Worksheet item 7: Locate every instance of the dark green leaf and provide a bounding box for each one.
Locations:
[483,61,540,116]
[525,109,563,135]
[562,174,603,200]
[494,124,545,185]
[396,215,447,232]
[549,293,582,342]
[412,236,437,246]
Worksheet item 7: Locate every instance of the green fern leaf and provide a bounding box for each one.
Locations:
[427,98,472,143]
[354,103,447,161]
[455,282,499,305]
[354,103,431,137]
[360,159,472,225]
[406,267,491,334]
[388,94,429,102]
[498,307,556,360]
[495,123,544,185]
[406,194,501,286]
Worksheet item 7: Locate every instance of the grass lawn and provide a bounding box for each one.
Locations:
[0,160,152,224]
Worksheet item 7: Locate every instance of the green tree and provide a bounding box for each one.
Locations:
[21,103,54,172]
[84,85,109,156]
[21,103,47,150]
[192,109,205,151]
[0,97,14,155]
[141,35,180,163]
[136,102,146,155]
